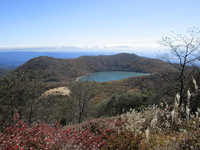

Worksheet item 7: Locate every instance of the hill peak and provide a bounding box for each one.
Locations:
[15,53,170,82]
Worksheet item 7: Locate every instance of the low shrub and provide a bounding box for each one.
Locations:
[99,130,152,150]
[0,120,70,149]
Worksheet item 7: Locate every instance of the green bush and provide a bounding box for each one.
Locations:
[106,91,147,115]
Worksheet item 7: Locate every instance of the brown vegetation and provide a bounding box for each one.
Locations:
[15,53,172,81]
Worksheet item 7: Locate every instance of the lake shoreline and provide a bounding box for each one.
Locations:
[75,74,88,82]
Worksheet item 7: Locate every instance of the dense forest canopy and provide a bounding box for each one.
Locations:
[0,68,12,77]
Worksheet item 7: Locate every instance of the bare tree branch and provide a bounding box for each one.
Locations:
[159,28,200,106]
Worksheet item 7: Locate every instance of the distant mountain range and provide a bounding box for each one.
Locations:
[15,53,171,82]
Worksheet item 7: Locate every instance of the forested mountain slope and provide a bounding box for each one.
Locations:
[15,53,172,81]
[0,68,12,77]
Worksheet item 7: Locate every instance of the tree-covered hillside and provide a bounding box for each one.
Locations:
[0,68,12,77]
[15,53,172,81]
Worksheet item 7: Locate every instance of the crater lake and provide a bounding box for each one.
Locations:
[79,71,149,82]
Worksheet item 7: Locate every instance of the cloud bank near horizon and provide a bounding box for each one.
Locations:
[0,39,164,54]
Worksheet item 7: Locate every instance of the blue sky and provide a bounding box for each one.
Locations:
[0,0,200,54]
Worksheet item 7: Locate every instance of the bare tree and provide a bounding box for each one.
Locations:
[69,81,98,123]
[159,27,200,106]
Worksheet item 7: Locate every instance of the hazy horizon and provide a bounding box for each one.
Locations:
[0,47,158,59]
[1,0,200,55]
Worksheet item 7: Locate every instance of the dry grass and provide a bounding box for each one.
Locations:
[118,79,200,149]
[40,86,70,98]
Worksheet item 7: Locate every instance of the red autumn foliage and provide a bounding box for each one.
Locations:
[0,120,70,149]
[0,113,150,149]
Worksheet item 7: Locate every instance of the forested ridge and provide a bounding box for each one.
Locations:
[15,53,171,81]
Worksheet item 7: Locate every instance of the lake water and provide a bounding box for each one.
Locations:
[79,71,149,82]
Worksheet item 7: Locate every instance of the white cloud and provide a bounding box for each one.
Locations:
[0,39,165,54]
